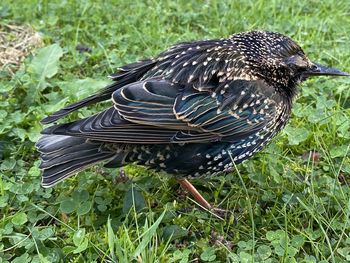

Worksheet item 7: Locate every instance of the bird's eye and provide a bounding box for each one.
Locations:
[310,64,318,71]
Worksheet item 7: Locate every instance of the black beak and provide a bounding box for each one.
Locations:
[307,62,350,77]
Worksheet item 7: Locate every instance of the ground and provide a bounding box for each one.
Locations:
[1,1,350,262]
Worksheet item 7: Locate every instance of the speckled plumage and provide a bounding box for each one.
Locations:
[36,31,347,187]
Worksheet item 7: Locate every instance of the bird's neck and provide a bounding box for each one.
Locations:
[253,65,298,102]
[276,79,298,102]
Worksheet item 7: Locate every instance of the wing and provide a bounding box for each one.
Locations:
[174,79,279,142]
[43,79,279,144]
[41,59,156,124]
[42,37,253,125]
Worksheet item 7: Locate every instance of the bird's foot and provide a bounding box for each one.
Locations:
[209,207,234,220]
[177,178,234,221]
[178,206,235,221]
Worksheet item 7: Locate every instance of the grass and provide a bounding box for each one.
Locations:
[1,0,350,262]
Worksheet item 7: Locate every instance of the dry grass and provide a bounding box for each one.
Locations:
[0,24,42,73]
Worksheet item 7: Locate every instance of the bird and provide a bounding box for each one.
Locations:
[36,31,348,213]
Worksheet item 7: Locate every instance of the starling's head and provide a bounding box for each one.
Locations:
[231,31,349,97]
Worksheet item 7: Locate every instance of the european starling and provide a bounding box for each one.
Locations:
[37,31,348,211]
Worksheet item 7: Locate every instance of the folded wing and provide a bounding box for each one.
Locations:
[43,79,277,144]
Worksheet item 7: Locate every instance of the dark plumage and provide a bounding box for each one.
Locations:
[37,31,348,188]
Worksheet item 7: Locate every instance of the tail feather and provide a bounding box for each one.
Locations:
[41,151,115,188]
[36,135,117,188]
[40,93,111,124]
[41,59,156,124]
[40,147,108,168]
[38,137,104,164]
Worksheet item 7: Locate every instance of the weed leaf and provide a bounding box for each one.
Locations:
[28,43,63,90]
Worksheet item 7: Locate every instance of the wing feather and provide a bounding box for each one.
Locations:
[43,79,277,144]
[41,59,156,124]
